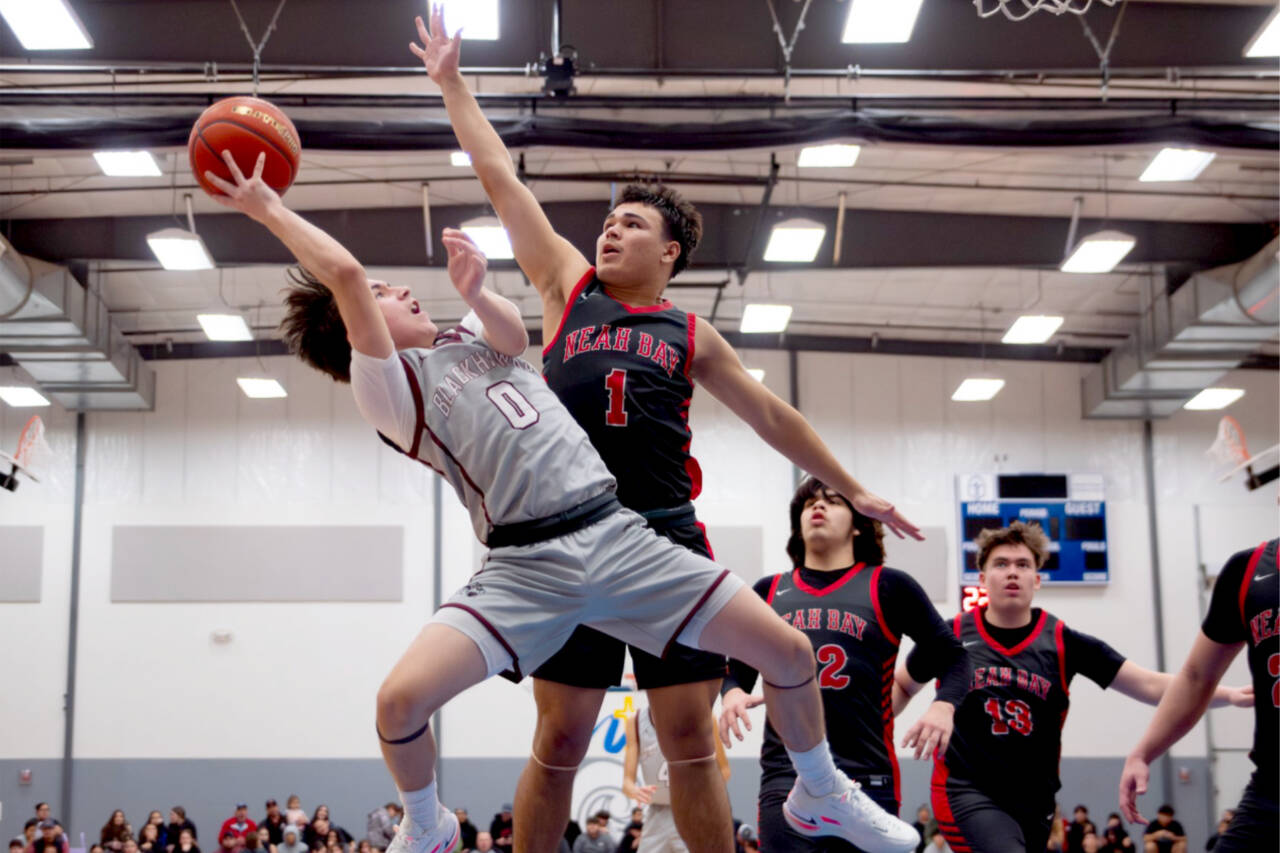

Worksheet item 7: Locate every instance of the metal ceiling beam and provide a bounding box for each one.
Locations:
[6,202,1273,273]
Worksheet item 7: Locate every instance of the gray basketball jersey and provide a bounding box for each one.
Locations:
[391,320,615,543]
[636,707,671,805]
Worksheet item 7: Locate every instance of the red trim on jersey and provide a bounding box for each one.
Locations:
[1054,619,1070,695]
[1240,540,1268,627]
[790,563,865,598]
[662,569,731,658]
[398,355,426,457]
[683,311,697,378]
[881,654,902,805]
[600,283,674,314]
[952,612,963,638]
[439,602,523,680]
[973,606,1049,657]
[765,573,783,605]
[695,521,715,560]
[929,760,973,853]
[870,565,899,645]
[541,267,597,358]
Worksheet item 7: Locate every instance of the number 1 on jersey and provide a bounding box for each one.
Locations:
[605,368,629,427]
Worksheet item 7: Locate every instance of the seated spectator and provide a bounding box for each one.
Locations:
[241,829,268,853]
[12,839,26,853]
[571,819,611,853]
[21,820,38,848]
[489,806,513,853]
[33,820,68,853]
[261,802,287,848]
[591,814,613,845]
[1082,831,1101,853]
[305,809,350,850]
[354,841,372,853]
[254,828,274,853]
[123,839,141,853]
[1100,813,1133,853]
[218,832,242,853]
[276,828,305,853]
[220,806,257,844]
[102,812,132,852]
[364,804,400,851]
[91,846,104,853]
[1203,809,1234,852]
[1142,806,1186,853]
[168,809,197,851]
[473,833,494,853]
[1067,806,1097,853]
[562,821,581,849]
[614,811,642,853]
[283,800,307,831]
[453,810,476,853]
[139,826,164,853]
[735,825,756,853]
[173,830,199,853]
[322,829,347,853]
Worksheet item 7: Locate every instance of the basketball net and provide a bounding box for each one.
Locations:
[1206,415,1250,477]
[14,415,53,477]
[974,0,1119,20]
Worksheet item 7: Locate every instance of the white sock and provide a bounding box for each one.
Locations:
[787,742,841,797]
[400,781,439,831]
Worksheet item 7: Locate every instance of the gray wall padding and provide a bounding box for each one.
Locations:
[0,525,43,602]
[110,525,404,602]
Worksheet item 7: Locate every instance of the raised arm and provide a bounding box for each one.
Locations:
[204,151,390,358]
[691,317,921,540]
[1118,632,1248,823]
[1108,659,1250,709]
[411,7,589,302]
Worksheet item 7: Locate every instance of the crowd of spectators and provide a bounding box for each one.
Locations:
[8,795,1231,853]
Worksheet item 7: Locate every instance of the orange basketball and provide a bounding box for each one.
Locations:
[189,96,301,197]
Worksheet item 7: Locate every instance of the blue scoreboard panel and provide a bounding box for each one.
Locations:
[957,473,1109,585]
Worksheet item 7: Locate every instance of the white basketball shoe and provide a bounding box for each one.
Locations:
[385,807,459,853]
[782,774,920,853]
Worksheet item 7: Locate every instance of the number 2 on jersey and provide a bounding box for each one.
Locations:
[816,644,851,690]
[984,698,1033,735]
[605,368,629,427]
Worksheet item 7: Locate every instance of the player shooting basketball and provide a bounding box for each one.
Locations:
[411,7,920,852]
[204,147,922,853]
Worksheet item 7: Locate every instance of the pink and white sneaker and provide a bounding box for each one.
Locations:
[385,806,459,853]
[783,774,919,853]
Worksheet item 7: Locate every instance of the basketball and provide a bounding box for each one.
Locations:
[188,96,301,197]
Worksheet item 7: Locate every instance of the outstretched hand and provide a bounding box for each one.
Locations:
[1118,754,1149,824]
[442,228,488,303]
[203,150,280,222]
[901,701,954,760]
[850,490,923,541]
[410,5,463,84]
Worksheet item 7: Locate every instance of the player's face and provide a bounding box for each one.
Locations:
[800,488,855,550]
[370,280,437,348]
[979,543,1041,609]
[596,203,680,285]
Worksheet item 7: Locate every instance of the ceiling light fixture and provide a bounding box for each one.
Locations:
[740,304,793,334]
[797,144,861,168]
[1002,315,1064,344]
[1138,148,1216,182]
[0,0,93,50]
[236,378,288,399]
[1244,6,1280,57]
[763,220,826,263]
[461,217,515,260]
[746,368,766,382]
[0,386,51,407]
[441,0,499,40]
[952,378,1005,402]
[197,314,253,342]
[1183,388,1245,411]
[1061,230,1136,274]
[450,151,472,167]
[146,228,215,271]
[94,150,162,177]
[842,0,924,44]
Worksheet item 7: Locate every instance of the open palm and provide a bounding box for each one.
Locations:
[410,5,462,84]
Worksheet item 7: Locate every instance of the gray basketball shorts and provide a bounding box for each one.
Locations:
[430,507,744,680]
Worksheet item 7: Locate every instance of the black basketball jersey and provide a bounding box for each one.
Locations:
[1239,539,1278,794]
[542,269,701,513]
[939,607,1070,810]
[757,564,904,802]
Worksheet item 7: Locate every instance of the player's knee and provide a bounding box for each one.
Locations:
[533,716,593,764]
[653,706,715,760]
[376,675,428,731]
[772,627,816,683]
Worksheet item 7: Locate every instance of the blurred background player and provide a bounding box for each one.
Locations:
[1120,539,1275,853]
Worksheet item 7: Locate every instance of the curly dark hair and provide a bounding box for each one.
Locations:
[279,267,352,383]
[785,477,885,568]
[615,184,703,279]
[975,520,1050,571]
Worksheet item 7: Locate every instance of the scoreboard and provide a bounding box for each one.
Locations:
[957,473,1109,586]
